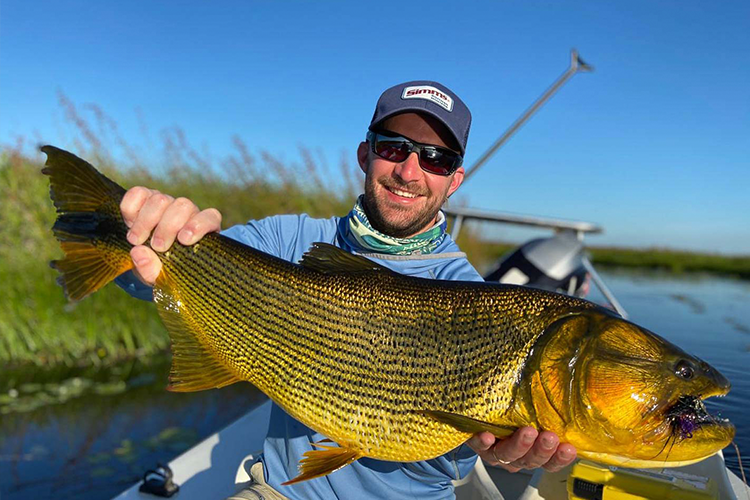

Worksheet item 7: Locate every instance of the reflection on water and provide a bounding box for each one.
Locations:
[1,270,749,499]
[669,293,706,314]
[0,358,264,500]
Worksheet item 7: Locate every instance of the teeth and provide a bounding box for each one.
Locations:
[390,187,418,199]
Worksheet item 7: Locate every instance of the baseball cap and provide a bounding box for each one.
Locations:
[369,80,472,155]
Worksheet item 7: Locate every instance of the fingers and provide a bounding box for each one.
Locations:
[121,187,222,251]
[542,443,576,472]
[125,190,175,246]
[121,186,155,229]
[130,246,161,286]
[473,428,576,474]
[487,427,538,471]
[176,208,222,246]
[511,430,559,470]
[119,187,223,287]
[466,431,497,454]
[151,198,200,252]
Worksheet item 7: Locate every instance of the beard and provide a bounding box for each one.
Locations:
[362,173,448,239]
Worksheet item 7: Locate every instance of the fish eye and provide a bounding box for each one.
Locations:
[675,360,695,380]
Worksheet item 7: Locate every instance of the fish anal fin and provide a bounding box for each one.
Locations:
[282,441,362,485]
[420,410,517,439]
[154,273,241,392]
[299,242,389,274]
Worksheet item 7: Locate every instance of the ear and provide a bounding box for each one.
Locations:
[357,142,369,174]
[446,167,465,198]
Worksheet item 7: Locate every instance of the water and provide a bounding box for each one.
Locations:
[1,270,749,499]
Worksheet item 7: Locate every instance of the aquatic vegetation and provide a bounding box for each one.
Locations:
[725,317,750,335]
[670,294,706,314]
[587,246,750,279]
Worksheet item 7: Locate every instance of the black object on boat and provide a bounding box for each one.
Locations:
[139,463,180,498]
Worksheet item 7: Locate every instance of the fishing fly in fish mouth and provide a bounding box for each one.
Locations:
[41,79,734,499]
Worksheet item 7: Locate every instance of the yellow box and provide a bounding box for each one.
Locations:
[567,460,719,500]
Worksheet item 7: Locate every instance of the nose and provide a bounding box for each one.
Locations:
[394,152,423,183]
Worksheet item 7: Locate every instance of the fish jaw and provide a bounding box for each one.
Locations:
[575,418,735,468]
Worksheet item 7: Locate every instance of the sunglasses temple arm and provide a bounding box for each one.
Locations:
[463,49,593,183]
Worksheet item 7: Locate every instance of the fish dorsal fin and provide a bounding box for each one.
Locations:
[281,440,363,485]
[299,242,388,274]
[154,273,241,392]
[420,410,517,439]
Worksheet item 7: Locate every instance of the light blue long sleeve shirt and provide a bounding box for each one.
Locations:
[115,213,484,499]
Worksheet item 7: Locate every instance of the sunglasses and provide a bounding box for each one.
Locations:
[366,130,463,176]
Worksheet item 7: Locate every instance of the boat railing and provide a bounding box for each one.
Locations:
[443,206,628,318]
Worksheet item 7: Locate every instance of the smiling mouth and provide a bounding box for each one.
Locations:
[385,185,421,199]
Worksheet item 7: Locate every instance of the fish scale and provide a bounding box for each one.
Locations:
[155,238,582,461]
[42,145,735,485]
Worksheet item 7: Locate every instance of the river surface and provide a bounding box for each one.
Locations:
[1,270,749,499]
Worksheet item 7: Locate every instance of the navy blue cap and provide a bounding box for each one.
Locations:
[369,80,472,155]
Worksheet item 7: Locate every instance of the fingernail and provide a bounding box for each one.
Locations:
[541,436,555,450]
[135,257,150,267]
[558,449,570,460]
[151,237,163,251]
[522,434,535,446]
[179,230,193,244]
[127,230,137,245]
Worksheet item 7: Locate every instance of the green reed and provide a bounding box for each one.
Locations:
[1,142,357,373]
[587,247,750,279]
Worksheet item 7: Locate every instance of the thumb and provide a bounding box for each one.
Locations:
[130,245,162,286]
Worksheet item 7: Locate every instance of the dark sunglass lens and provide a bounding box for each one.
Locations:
[419,149,454,175]
[374,139,410,162]
[371,131,459,175]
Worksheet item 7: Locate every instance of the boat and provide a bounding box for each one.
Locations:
[113,399,749,500]
[113,208,749,500]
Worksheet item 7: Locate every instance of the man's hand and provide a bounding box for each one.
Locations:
[121,187,222,285]
[467,427,576,473]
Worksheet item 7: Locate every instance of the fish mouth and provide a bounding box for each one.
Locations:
[666,394,733,440]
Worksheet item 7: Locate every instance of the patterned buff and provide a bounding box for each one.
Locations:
[346,196,447,255]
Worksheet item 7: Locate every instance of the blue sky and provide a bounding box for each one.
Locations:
[2,1,748,253]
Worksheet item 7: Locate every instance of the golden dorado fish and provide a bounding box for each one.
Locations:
[42,146,734,485]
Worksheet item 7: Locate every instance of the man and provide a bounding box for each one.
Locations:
[116,81,576,499]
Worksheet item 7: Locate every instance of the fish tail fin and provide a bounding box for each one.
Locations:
[41,145,133,301]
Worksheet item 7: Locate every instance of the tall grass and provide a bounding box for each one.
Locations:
[587,247,750,279]
[1,97,360,374]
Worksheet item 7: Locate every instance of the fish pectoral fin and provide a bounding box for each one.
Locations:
[281,442,362,485]
[299,242,389,274]
[155,273,242,392]
[420,410,517,439]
